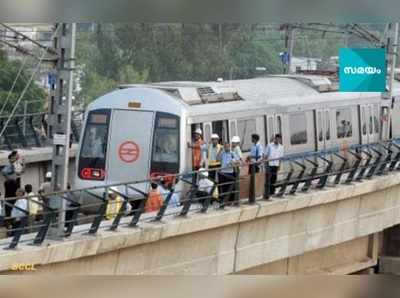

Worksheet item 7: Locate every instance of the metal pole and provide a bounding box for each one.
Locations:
[22,100,28,135]
[49,23,76,238]
[388,22,399,100]
[286,24,295,74]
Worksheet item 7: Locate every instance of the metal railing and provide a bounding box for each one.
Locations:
[0,110,83,151]
[1,138,400,249]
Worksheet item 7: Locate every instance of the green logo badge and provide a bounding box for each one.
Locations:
[339,48,386,92]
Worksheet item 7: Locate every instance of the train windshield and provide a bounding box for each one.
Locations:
[78,109,111,180]
[151,112,180,173]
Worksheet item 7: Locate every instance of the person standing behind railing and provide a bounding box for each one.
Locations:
[196,169,218,207]
[10,188,28,236]
[265,134,284,195]
[105,187,131,220]
[231,136,243,202]
[2,150,25,188]
[24,184,42,230]
[145,182,164,213]
[217,142,240,208]
[246,134,263,174]
[159,178,180,208]
[187,128,207,171]
[231,136,243,162]
[207,134,222,181]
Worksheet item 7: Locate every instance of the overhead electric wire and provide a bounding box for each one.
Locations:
[0,23,57,55]
[0,54,29,115]
[0,25,60,140]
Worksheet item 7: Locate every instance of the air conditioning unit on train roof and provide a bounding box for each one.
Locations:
[270,74,339,92]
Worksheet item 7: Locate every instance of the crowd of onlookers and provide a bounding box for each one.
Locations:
[162,129,285,210]
[0,150,54,236]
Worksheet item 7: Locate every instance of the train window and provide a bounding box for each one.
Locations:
[151,113,180,173]
[276,115,282,136]
[81,111,110,159]
[369,105,373,134]
[78,109,110,180]
[267,117,274,142]
[81,126,108,158]
[204,123,212,143]
[374,105,380,134]
[237,118,256,152]
[317,111,323,142]
[336,108,353,139]
[325,110,331,140]
[289,112,307,145]
[361,106,367,136]
[229,120,237,139]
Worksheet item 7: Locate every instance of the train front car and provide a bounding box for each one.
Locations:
[75,87,186,210]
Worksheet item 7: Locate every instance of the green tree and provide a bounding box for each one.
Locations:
[0,52,46,114]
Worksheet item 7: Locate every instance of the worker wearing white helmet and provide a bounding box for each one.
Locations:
[231,136,243,161]
[196,168,216,207]
[39,171,52,195]
[207,133,222,181]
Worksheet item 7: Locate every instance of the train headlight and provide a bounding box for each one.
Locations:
[81,168,105,180]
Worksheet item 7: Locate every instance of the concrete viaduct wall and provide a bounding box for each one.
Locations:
[1,172,400,275]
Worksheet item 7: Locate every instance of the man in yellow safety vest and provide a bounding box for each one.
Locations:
[207,134,222,181]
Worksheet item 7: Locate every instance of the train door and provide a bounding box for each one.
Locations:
[359,104,377,144]
[203,120,229,144]
[212,120,229,143]
[315,109,332,150]
[106,109,154,184]
[265,114,282,144]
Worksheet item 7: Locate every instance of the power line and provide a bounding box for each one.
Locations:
[0,23,57,55]
[0,26,60,140]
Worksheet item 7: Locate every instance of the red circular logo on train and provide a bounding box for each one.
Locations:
[118,141,140,163]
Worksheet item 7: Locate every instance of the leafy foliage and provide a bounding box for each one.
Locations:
[0,51,46,114]
[75,23,383,105]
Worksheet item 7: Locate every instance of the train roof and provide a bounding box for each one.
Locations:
[119,75,400,120]
[121,75,400,106]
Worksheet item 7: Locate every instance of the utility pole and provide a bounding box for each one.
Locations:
[385,22,399,101]
[218,23,223,56]
[48,23,76,237]
[284,24,295,74]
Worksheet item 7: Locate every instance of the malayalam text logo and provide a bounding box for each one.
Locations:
[339,48,386,92]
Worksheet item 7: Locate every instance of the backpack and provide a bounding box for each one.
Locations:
[2,165,14,177]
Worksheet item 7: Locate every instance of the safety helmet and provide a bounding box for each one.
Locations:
[198,168,209,178]
[45,171,52,179]
[211,133,219,139]
[231,136,241,143]
[195,128,202,135]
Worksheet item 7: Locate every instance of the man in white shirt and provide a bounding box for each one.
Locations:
[265,134,284,195]
[11,188,29,236]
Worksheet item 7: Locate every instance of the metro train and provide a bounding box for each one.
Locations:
[74,75,400,205]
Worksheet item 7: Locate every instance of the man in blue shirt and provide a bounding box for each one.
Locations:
[217,142,240,208]
[247,134,264,174]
